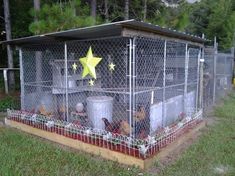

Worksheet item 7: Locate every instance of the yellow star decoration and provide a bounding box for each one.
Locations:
[72,62,78,73]
[79,47,102,79]
[108,62,116,72]
[88,79,94,86]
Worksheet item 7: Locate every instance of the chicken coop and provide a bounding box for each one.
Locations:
[4,20,205,166]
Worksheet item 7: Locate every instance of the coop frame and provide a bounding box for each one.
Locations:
[3,20,206,166]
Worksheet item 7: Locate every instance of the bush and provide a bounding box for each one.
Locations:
[0,96,20,112]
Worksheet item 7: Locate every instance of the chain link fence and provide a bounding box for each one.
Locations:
[204,46,234,107]
[20,37,202,138]
[6,35,234,159]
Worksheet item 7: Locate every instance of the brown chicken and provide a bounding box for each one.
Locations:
[102,118,131,135]
[102,118,121,134]
[38,105,52,116]
[134,105,146,122]
[120,120,131,135]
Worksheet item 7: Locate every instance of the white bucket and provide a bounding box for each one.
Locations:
[87,96,113,130]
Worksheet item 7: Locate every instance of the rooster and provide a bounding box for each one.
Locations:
[102,118,121,134]
[102,118,131,135]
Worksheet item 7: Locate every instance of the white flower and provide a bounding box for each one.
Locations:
[164,126,170,134]
[45,121,55,128]
[30,114,37,123]
[125,137,133,147]
[85,129,91,135]
[186,116,192,122]
[139,145,149,157]
[65,123,73,129]
[147,135,156,145]
[177,122,184,128]
[20,114,26,120]
[103,132,112,140]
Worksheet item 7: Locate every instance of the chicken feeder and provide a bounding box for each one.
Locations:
[87,96,113,130]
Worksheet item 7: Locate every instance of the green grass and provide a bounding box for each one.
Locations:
[0,127,143,176]
[0,94,235,175]
[157,93,235,176]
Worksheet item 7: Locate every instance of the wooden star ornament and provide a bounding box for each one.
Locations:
[79,47,102,79]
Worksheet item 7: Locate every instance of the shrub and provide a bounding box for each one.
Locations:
[0,96,20,112]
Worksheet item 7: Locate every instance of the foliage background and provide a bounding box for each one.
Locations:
[1,0,235,68]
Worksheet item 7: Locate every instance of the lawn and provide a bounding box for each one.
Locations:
[0,94,235,175]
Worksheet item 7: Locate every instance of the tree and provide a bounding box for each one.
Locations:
[33,0,42,93]
[34,0,40,21]
[188,0,235,50]
[205,0,235,50]
[3,0,15,90]
[91,0,97,19]
[124,0,129,20]
[104,0,109,22]
[143,0,147,21]
[29,0,95,34]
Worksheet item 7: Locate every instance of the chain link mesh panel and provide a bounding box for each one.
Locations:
[19,37,203,142]
[215,53,234,101]
[135,37,165,137]
[164,41,186,126]
[204,47,215,107]
[66,37,131,134]
[21,43,65,119]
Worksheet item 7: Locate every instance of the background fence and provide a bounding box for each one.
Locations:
[204,45,234,108]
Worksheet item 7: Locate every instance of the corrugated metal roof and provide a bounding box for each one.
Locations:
[0,19,206,46]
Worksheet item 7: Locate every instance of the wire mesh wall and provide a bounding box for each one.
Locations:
[204,46,215,107]
[7,36,206,159]
[19,36,203,138]
[215,53,234,100]
[204,47,234,107]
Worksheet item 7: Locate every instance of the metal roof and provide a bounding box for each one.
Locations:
[1,19,206,46]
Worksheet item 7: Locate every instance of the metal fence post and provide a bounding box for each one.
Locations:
[196,50,201,111]
[128,38,133,137]
[64,42,69,121]
[213,37,217,104]
[35,51,42,93]
[3,69,8,94]
[184,43,189,113]
[162,40,167,127]
[132,37,136,137]
[199,47,205,109]
[19,48,25,109]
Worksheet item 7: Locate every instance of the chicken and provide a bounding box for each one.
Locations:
[120,120,131,135]
[38,105,52,116]
[102,118,131,136]
[102,118,121,134]
[134,105,146,122]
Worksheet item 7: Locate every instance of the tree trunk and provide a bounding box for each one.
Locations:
[91,0,97,19]
[70,0,76,17]
[33,0,40,20]
[3,0,15,91]
[124,0,129,20]
[143,0,147,21]
[104,0,109,22]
